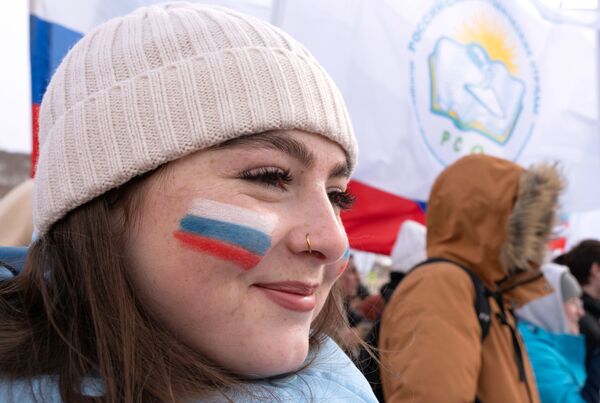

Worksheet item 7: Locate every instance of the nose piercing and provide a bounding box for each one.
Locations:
[306,233,312,254]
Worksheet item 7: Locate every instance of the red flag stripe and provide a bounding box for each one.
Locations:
[342,180,426,255]
[31,104,40,178]
[174,230,261,270]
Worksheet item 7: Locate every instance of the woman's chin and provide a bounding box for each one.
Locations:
[237,338,311,379]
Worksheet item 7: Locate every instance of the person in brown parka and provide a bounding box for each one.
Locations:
[379,154,563,403]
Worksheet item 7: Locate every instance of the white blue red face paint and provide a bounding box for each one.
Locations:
[338,246,351,275]
[174,199,277,270]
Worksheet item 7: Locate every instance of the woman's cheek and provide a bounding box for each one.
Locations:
[173,198,278,271]
[331,246,351,279]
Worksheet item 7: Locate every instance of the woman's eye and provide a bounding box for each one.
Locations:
[239,167,292,190]
[329,190,356,211]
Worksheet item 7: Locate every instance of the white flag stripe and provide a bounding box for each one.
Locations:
[189,198,278,234]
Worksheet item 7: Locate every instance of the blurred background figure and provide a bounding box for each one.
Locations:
[338,255,369,361]
[0,179,33,246]
[516,263,599,403]
[357,220,427,402]
[379,155,562,403]
[381,220,427,303]
[340,255,367,327]
[554,240,600,363]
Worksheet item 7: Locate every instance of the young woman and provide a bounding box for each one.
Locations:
[517,263,598,403]
[0,3,376,402]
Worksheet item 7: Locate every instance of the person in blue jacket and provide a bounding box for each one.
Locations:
[517,263,599,403]
[0,3,376,402]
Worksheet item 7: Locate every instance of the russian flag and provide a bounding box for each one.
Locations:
[342,180,426,256]
[174,199,277,271]
[30,7,83,177]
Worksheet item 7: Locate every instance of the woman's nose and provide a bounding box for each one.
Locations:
[288,194,348,262]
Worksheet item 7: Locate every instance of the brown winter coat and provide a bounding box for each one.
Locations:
[379,155,563,403]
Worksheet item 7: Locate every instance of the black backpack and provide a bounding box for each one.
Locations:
[357,257,491,402]
[411,258,533,402]
[360,257,536,403]
[412,257,492,340]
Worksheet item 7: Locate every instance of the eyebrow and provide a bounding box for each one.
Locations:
[214,132,352,179]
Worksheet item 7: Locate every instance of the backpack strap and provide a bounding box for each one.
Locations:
[491,291,527,382]
[411,257,492,340]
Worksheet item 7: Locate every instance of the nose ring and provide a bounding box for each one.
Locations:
[306,233,312,254]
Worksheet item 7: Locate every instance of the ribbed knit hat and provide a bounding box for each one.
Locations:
[33,2,357,236]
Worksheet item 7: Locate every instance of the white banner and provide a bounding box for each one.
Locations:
[32,0,273,34]
[278,0,600,213]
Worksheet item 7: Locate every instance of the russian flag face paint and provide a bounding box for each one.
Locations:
[337,246,351,276]
[174,199,278,270]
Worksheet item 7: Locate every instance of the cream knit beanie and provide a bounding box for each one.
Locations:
[34,2,357,236]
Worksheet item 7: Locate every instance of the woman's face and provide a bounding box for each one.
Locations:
[564,297,584,335]
[126,130,352,377]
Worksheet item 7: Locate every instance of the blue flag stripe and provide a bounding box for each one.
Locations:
[30,15,83,104]
[180,215,271,255]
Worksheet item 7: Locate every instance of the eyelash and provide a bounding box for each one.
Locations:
[239,167,356,211]
[239,167,292,190]
[328,190,356,211]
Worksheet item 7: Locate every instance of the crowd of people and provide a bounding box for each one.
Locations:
[0,2,598,402]
[332,157,600,403]
[336,231,600,402]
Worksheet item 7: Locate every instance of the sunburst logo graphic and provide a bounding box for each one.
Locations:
[456,13,518,75]
[428,12,526,145]
[409,1,539,167]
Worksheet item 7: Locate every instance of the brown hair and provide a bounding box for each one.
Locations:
[0,169,348,402]
[554,239,600,285]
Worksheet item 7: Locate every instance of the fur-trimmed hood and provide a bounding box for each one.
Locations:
[426,154,563,306]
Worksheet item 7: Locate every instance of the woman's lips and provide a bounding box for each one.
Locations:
[254,282,318,312]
